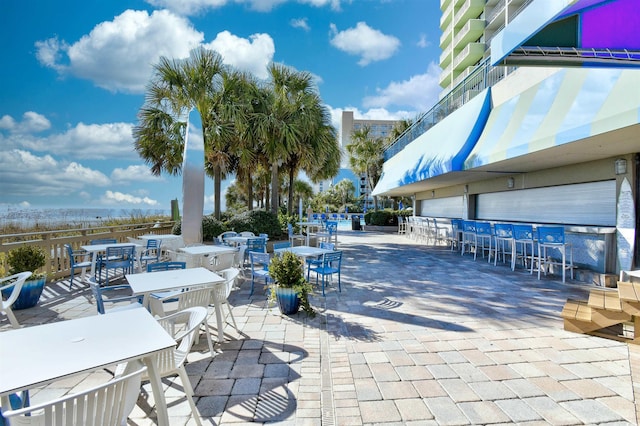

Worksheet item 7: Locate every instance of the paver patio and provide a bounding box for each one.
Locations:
[2,230,639,425]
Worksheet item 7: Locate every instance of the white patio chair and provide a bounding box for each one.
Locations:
[149,286,215,356]
[211,268,240,337]
[0,271,32,329]
[116,307,207,426]
[2,363,146,426]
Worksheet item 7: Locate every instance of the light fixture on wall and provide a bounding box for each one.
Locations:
[463,184,468,194]
[431,190,435,198]
[507,177,515,188]
[615,158,627,175]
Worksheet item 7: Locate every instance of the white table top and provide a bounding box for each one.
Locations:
[179,245,237,255]
[140,234,181,240]
[0,308,175,396]
[297,221,322,227]
[274,245,333,258]
[81,242,141,252]
[225,236,268,245]
[126,267,224,295]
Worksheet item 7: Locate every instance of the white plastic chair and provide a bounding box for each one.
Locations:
[2,363,146,426]
[207,251,236,272]
[0,271,32,329]
[211,268,240,337]
[116,307,207,426]
[149,286,215,356]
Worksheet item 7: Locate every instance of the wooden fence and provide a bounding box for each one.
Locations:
[0,221,175,281]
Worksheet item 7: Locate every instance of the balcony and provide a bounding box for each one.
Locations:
[439,63,453,87]
[453,42,486,70]
[440,0,452,11]
[440,45,453,67]
[453,18,485,51]
[440,26,452,49]
[440,2,454,30]
[453,0,484,26]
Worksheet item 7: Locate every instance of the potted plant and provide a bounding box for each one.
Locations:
[268,251,315,316]
[2,245,47,309]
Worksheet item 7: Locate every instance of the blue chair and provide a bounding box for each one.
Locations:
[493,223,514,266]
[512,224,536,273]
[90,238,117,277]
[89,280,142,314]
[64,244,92,289]
[218,231,237,245]
[138,239,162,268]
[305,242,335,280]
[102,245,135,286]
[316,221,337,246]
[249,251,271,296]
[474,221,493,261]
[460,220,476,256]
[308,251,342,296]
[273,241,292,252]
[287,223,305,246]
[147,261,186,272]
[537,226,574,283]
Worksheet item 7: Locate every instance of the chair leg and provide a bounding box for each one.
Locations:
[176,366,203,426]
[3,308,21,329]
[226,303,238,331]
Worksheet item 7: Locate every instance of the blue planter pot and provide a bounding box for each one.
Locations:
[1,277,46,310]
[275,287,301,315]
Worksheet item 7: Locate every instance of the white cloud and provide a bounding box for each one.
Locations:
[144,0,341,15]
[0,114,136,160]
[362,62,441,110]
[204,31,275,80]
[35,10,204,93]
[100,190,159,206]
[290,18,310,31]
[0,150,110,199]
[329,22,400,66]
[112,165,164,183]
[417,33,430,48]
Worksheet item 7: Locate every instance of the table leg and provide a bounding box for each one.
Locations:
[142,354,170,426]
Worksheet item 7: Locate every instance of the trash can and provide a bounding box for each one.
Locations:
[351,215,361,231]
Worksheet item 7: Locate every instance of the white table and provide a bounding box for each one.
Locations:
[297,222,322,245]
[0,308,175,426]
[225,236,268,246]
[178,245,237,268]
[140,234,184,251]
[126,267,227,342]
[274,245,333,260]
[80,242,142,279]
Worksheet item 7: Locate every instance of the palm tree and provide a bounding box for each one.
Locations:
[281,92,341,215]
[346,126,385,210]
[254,63,322,214]
[134,47,250,220]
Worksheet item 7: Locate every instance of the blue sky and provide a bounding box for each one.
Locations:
[0,0,442,214]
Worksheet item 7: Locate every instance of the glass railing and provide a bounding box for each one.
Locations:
[383,59,517,161]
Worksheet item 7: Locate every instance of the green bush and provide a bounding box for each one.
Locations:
[227,210,282,238]
[7,245,47,278]
[364,210,398,226]
[202,216,226,241]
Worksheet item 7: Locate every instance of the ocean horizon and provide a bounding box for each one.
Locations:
[0,207,172,228]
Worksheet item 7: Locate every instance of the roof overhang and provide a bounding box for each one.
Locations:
[491,0,640,67]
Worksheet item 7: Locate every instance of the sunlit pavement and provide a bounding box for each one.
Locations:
[4,230,639,425]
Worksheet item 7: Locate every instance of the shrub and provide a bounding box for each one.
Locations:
[202,216,227,241]
[7,245,47,278]
[227,210,282,237]
[364,210,397,226]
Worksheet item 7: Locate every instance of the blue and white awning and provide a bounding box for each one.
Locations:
[372,89,491,196]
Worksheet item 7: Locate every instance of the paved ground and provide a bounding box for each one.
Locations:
[3,230,639,425]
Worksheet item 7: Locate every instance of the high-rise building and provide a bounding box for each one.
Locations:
[439,0,527,93]
[374,0,640,277]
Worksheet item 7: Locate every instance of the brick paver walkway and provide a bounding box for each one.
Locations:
[2,231,637,425]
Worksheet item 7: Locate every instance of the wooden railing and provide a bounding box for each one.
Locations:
[0,221,175,281]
